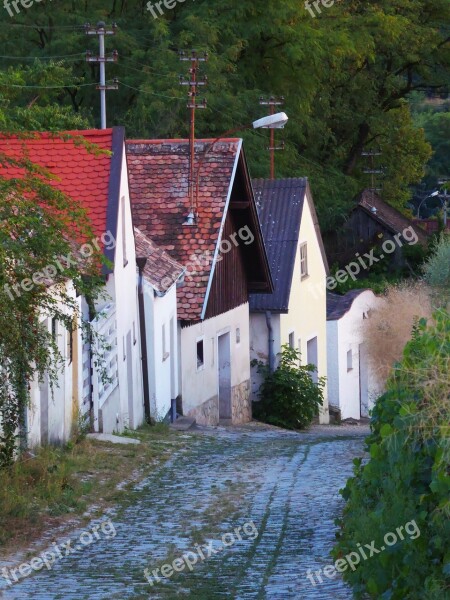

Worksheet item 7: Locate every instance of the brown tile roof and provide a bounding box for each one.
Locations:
[127,138,243,321]
[134,227,185,295]
[357,190,429,245]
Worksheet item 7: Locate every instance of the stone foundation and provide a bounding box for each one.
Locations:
[187,395,219,426]
[186,379,252,426]
[231,379,252,424]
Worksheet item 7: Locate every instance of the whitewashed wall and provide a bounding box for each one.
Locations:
[101,144,144,433]
[180,302,250,422]
[143,281,179,421]
[327,290,383,419]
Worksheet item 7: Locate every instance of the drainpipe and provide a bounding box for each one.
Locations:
[136,257,151,424]
[265,311,275,372]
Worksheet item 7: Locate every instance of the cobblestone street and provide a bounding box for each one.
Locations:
[0,423,369,600]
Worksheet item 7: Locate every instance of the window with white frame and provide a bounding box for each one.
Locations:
[300,243,308,279]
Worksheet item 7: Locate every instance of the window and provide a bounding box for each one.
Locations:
[67,325,73,364]
[196,339,204,370]
[162,324,169,361]
[236,327,241,345]
[123,336,126,361]
[288,332,295,349]
[51,318,57,340]
[121,196,128,267]
[133,321,137,345]
[300,243,308,279]
[347,349,353,371]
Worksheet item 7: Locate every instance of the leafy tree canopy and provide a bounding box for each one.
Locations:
[0,0,448,230]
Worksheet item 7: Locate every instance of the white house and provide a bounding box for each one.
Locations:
[327,289,384,419]
[127,138,273,426]
[0,127,145,445]
[134,227,185,422]
[249,178,330,424]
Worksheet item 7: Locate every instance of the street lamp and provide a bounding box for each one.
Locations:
[183,112,289,225]
[416,190,439,218]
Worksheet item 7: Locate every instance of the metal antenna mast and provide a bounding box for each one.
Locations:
[180,50,208,223]
[85,22,119,129]
[362,147,384,203]
[259,96,285,179]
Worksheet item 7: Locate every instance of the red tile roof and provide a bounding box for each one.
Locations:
[127,139,242,321]
[0,130,114,240]
[134,227,185,294]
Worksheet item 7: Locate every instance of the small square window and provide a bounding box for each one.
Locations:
[300,243,308,280]
[347,349,353,371]
[236,328,241,344]
[197,339,204,370]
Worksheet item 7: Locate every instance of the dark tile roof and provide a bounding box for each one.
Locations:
[327,289,369,321]
[134,227,185,295]
[249,178,307,312]
[357,189,429,245]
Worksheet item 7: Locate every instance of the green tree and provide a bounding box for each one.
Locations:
[0,0,448,230]
[0,142,104,467]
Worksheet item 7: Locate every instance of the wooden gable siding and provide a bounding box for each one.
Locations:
[204,210,248,319]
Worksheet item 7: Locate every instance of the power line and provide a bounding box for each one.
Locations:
[0,53,85,60]
[0,81,109,89]
[119,81,183,101]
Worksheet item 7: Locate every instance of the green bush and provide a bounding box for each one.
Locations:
[332,310,450,599]
[252,344,325,430]
[423,233,450,303]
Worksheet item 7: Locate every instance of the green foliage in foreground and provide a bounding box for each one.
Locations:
[423,233,450,303]
[252,345,325,430]
[333,311,450,599]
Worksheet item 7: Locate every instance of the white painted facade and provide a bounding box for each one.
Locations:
[327,290,384,419]
[142,281,179,421]
[250,186,329,424]
[27,282,80,448]
[180,302,251,424]
[95,144,144,434]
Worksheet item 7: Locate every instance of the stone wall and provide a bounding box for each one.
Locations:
[187,395,219,426]
[231,379,252,424]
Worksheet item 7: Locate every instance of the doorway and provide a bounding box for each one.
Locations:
[359,343,369,418]
[307,336,319,384]
[217,332,232,420]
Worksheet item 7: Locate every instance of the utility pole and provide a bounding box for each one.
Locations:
[85,21,119,129]
[179,50,208,222]
[362,147,384,203]
[259,96,285,179]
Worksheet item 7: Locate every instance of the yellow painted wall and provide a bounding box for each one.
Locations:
[279,186,329,423]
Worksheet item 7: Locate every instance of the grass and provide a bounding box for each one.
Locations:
[0,423,189,550]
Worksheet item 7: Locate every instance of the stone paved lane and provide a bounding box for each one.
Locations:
[0,423,369,600]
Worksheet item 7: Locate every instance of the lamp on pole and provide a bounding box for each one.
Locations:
[184,112,288,225]
[416,190,440,218]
